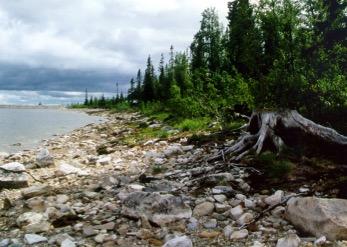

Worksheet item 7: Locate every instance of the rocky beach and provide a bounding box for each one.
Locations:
[0,110,347,247]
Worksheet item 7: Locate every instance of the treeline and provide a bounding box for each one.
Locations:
[127,0,346,120]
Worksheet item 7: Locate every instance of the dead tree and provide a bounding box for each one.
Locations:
[210,110,347,162]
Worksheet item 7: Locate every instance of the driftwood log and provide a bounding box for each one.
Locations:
[210,110,347,162]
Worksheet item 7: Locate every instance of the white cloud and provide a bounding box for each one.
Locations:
[0,0,229,74]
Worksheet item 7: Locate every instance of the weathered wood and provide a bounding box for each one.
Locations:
[211,110,347,162]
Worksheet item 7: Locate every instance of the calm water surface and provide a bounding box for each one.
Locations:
[0,108,103,153]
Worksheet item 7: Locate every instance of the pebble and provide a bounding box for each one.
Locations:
[193,202,214,217]
[24,234,48,245]
[230,229,248,240]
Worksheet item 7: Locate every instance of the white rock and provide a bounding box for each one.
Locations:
[24,234,48,245]
[276,234,301,247]
[230,205,244,220]
[230,229,248,240]
[97,156,111,165]
[235,194,247,201]
[36,148,54,167]
[224,225,233,239]
[61,239,76,247]
[193,202,214,217]
[214,194,227,203]
[16,212,51,233]
[265,190,284,206]
[0,162,26,172]
[163,236,193,247]
[237,213,254,226]
[314,236,327,245]
[251,241,265,247]
[245,199,256,209]
[57,163,89,176]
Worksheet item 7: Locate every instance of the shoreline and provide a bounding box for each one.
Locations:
[0,110,344,246]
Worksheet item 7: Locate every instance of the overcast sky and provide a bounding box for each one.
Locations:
[0,0,229,97]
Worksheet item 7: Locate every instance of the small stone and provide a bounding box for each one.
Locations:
[56,194,69,204]
[265,190,284,206]
[83,225,98,237]
[198,231,220,238]
[314,236,326,246]
[224,225,233,239]
[215,203,230,213]
[276,234,301,247]
[163,236,192,247]
[0,239,10,247]
[237,213,254,226]
[95,222,115,231]
[212,186,233,196]
[230,205,244,220]
[36,149,54,167]
[235,194,247,201]
[203,219,217,229]
[22,185,50,199]
[272,206,285,217]
[193,202,214,217]
[61,239,76,247]
[16,212,51,233]
[24,234,48,245]
[252,241,265,247]
[230,229,248,240]
[57,163,89,176]
[187,217,199,231]
[214,194,227,203]
[244,199,255,209]
[94,234,107,243]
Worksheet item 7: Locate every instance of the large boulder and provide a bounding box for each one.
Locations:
[121,192,192,226]
[286,197,347,240]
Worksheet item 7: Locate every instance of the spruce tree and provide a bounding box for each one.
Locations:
[142,56,156,102]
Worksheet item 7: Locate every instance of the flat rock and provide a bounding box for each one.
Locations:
[16,212,51,233]
[22,184,51,199]
[230,229,248,240]
[121,192,192,226]
[0,170,28,189]
[24,234,48,245]
[0,162,26,172]
[163,236,193,247]
[57,163,89,176]
[276,234,301,247]
[286,197,347,240]
[193,202,214,217]
[265,190,284,206]
[61,239,76,247]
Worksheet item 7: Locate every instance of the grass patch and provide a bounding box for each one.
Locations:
[174,118,210,132]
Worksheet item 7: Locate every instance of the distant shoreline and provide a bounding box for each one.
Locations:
[0,104,65,109]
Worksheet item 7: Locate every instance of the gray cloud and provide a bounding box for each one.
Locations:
[0,0,229,94]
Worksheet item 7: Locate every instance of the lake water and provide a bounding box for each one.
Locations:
[0,107,103,153]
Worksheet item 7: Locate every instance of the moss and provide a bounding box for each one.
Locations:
[152,165,167,174]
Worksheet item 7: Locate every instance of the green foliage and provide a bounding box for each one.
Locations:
[175,118,210,131]
[82,1,346,129]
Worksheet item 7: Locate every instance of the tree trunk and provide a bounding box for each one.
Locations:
[211,110,347,162]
